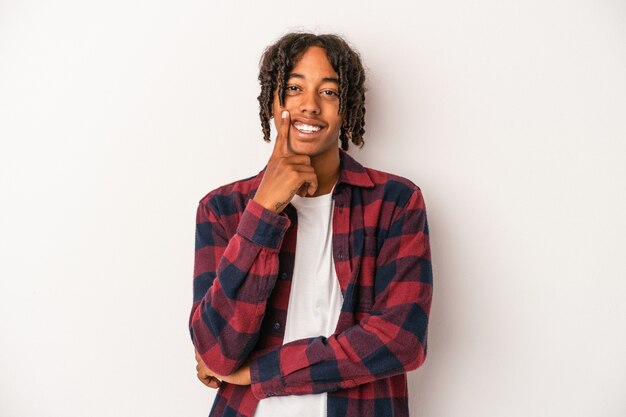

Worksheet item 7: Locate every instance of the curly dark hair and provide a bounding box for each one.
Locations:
[257,32,367,150]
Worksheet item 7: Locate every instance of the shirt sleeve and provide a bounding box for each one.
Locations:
[189,197,291,376]
[248,188,433,399]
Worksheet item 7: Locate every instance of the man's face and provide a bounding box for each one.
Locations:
[272,46,343,158]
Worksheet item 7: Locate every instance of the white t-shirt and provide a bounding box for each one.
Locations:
[253,191,344,417]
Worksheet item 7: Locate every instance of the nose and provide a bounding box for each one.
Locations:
[298,90,321,115]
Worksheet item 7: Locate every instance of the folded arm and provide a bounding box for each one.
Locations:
[189,197,291,376]
[248,189,433,398]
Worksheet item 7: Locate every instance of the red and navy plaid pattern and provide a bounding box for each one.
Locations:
[190,149,433,417]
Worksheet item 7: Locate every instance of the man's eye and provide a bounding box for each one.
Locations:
[322,90,339,96]
[286,85,299,92]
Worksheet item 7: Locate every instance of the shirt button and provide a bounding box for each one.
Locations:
[267,392,274,397]
[280,272,288,280]
[338,251,344,261]
[273,322,281,330]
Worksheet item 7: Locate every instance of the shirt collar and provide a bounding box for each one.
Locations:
[250,148,375,194]
[336,148,375,188]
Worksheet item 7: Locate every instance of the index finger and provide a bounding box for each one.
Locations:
[273,110,292,156]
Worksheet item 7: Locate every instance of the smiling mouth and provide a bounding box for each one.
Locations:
[293,121,323,134]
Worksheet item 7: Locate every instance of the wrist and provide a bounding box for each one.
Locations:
[253,195,282,214]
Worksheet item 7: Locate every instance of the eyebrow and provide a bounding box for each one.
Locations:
[288,73,339,84]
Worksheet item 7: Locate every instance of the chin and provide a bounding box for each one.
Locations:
[289,142,317,155]
[291,139,338,157]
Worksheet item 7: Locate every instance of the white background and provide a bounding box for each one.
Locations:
[1,1,625,416]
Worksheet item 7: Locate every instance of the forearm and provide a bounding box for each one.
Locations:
[190,198,290,375]
[249,189,433,398]
[248,298,430,398]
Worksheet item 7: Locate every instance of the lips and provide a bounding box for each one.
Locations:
[293,119,324,134]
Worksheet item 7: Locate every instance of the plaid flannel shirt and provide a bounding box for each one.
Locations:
[190,149,433,417]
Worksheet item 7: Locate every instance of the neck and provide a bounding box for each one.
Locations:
[310,148,340,196]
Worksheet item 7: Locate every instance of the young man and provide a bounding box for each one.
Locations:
[190,33,433,417]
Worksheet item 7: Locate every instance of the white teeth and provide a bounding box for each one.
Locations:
[295,122,321,133]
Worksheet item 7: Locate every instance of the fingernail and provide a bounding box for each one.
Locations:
[282,110,288,119]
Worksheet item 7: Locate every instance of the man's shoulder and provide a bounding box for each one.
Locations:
[363,165,421,191]
[197,172,262,215]
[359,163,423,208]
[341,150,423,203]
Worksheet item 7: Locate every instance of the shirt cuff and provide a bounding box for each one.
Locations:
[237,199,290,250]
